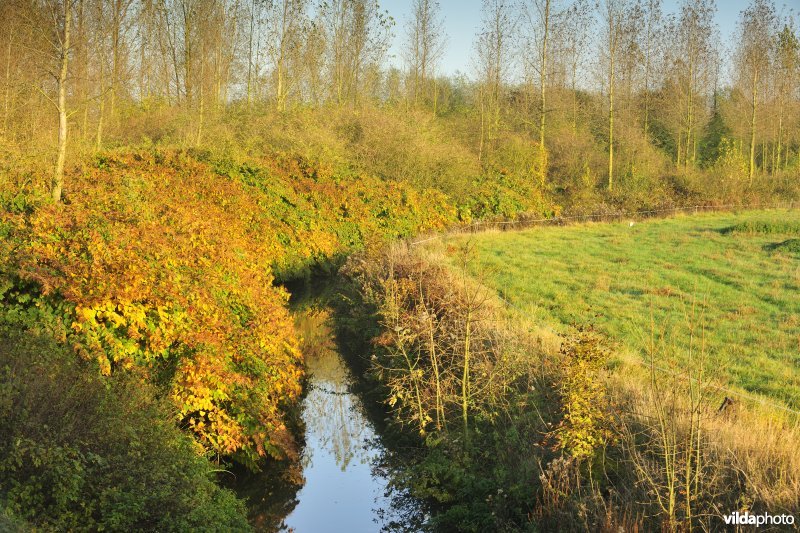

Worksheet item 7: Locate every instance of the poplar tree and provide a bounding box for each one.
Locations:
[404,0,446,109]
[475,0,515,163]
[736,0,776,182]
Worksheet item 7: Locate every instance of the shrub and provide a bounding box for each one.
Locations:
[342,243,557,531]
[554,328,611,461]
[0,148,455,465]
[0,331,250,531]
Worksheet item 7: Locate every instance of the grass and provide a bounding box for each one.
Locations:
[767,238,800,256]
[435,209,800,409]
[721,219,800,235]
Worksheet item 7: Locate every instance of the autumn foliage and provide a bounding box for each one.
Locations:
[0,149,453,465]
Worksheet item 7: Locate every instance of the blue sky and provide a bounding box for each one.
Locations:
[381,0,798,78]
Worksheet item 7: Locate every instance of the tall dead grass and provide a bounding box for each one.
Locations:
[348,240,800,531]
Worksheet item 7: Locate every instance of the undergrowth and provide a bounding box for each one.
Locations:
[343,234,800,531]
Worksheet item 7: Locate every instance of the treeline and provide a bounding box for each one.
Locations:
[0,0,798,207]
[0,330,251,531]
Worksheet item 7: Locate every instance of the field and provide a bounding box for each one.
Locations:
[439,209,800,409]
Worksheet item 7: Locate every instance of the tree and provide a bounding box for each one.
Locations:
[736,0,776,182]
[323,0,393,106]
[774,22,798,171]
[521,0,560,185]
[639,0,663,138]
[53,0,74,203]
[474,0,515,163]
[245,0,264,106]
[1,2,16,138]
[108,0,134,116]
[95,0,107,148]
[598,0,629,191]
[266,0,308,111]
[560,0,591,134]
[669,0,717,170]
[404,0,446,109]
[213,0,241,108]
[300,13,326,105]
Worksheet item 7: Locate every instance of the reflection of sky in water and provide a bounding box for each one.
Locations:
[283,310,393,533]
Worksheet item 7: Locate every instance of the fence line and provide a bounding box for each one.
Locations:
[410,201,796,246]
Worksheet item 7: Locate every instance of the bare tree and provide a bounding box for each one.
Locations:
[474,0,515,163]
[53,0,74,203]
[404,0,446,109]
[598,0,630,191]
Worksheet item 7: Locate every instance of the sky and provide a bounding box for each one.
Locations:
[380,0,798,78]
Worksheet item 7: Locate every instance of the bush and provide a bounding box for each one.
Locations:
[0,148,456,465]
[0,331,250,532]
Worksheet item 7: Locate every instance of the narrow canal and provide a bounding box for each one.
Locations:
[232,285,423,532]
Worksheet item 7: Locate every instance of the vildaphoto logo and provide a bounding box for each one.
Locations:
[723,511,795,527]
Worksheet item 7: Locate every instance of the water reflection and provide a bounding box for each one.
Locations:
[232,302,424,533]
[282,306,402,532]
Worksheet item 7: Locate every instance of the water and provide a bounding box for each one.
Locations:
[284,306,393,532]
[233,303,417,532]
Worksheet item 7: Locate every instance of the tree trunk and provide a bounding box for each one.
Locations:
[110,0,121,117]
[748,69,757,184]
[196,41,204,146]
[539,0,550,185]
[276,63,285,111]
[478,88,485,164]
[685,51,694,171]
[432,78,438,116]
[78,0,89,141]
[53,1,72,203]
[771,137,777,175]
[246,0,255,107]
[643,14,651,138]
[3,27,11,137]
[608,52,614,191]
[183,2,192,103]
[96,55,105,150]
[571,59,578,136]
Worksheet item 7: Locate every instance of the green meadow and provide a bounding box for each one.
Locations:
[441,209,800,408]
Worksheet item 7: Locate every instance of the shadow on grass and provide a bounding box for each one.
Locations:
[764,238,800,255]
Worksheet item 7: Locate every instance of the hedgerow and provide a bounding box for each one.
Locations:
[0,148,455,466]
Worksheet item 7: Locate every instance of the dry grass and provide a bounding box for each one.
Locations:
[419,223,800,526]
[352,233,800,530]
